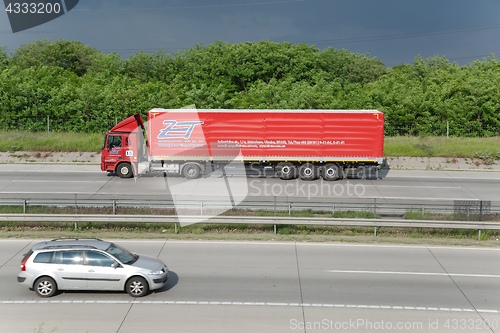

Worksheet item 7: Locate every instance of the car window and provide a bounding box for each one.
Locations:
[105,243,137,264]
[54,250,84,265]
[33,251,54,263]
[85,251,116,267]
[22,249,33,262]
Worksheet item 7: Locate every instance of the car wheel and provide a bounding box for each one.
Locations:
[34,276,57,298]
[126,276,149,297]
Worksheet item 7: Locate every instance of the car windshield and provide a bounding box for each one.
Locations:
[105,243,138,264]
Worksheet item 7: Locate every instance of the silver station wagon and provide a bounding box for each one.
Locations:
[18,238,169,297]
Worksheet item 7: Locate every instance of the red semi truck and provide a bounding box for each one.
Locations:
[101,109,384,180]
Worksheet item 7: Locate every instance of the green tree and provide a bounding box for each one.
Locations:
[9,40,102,76]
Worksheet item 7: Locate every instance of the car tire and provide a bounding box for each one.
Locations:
[126,276,149,297]
[34,276,57,298]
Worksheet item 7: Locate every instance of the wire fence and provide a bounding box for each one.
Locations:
[1,116,499,138]
[385,122,500,138]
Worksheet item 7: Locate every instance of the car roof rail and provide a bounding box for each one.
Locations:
[50,238,103,242]
[40,245,99,250]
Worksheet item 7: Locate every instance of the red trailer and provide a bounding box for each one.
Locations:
[101,109,384,180]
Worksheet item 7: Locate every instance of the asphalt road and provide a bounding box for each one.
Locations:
[0,165,499,203]
[1,240,499,333]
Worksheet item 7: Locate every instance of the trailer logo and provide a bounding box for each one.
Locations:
[157,120,203,139]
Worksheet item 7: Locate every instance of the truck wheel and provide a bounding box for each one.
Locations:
[276,162,297,180]
[182,163,201,179]
[117,163,133,178]
[322,163,341,181]
[299,163,317,180]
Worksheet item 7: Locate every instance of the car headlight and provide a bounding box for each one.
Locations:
[149,267,167,275]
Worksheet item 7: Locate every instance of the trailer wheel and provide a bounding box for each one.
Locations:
[322,163,341,181]
[117,162,133,178]
[299,163,317,181]
[182,163,201,179]
[276,162,297,180]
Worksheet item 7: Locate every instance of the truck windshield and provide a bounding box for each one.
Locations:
[102,135,107,151]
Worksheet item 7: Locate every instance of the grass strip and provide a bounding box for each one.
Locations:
[1,131,500,160]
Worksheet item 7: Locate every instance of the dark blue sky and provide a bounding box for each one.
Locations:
[1,0,500,66]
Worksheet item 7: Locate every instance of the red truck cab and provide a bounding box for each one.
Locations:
[101,114,145,178]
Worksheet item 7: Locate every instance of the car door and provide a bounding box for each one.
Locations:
[84,250,124,291]
[53,250,87,290]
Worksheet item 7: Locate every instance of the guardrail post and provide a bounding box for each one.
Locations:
[274,224,277,235]
[23,199,27,214]
[113,200,116,215]
[74,194,77,214]
[274,196,277,217]
[373,198,377,217]
[200,202,204,216]
[288,203,292,216]
[478,229,482,241]
[175,223,178,234]
[374,227,377,237]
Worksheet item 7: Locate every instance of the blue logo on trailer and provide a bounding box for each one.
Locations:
[157,120,204,139]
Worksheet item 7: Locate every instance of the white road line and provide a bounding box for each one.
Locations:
[159,240,500,252]
[326,269,500,278]
[372,185,462,189]
[9,180,106,183]
[0,300,497,314]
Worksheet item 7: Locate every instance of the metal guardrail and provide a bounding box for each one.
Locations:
[1,198,499,218]
[0,214,498,240]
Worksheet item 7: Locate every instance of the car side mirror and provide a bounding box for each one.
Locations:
[112,262,122,269]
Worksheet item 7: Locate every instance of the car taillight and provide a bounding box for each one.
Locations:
[20,255,30,271]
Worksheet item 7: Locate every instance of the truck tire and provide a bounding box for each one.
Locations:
[117,162,133,178]
[276,162,297,180]
[299,163,317,180]
[322,163,341,181]
[182,163,202,179]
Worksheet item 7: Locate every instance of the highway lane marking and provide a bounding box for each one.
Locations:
[370,185,462,189]
[326,270,500,278]
[162,240,500,251]
[0,300,498,313]
[9,180,107,183]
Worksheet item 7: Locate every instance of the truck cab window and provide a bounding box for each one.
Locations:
[108,136,122,149]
